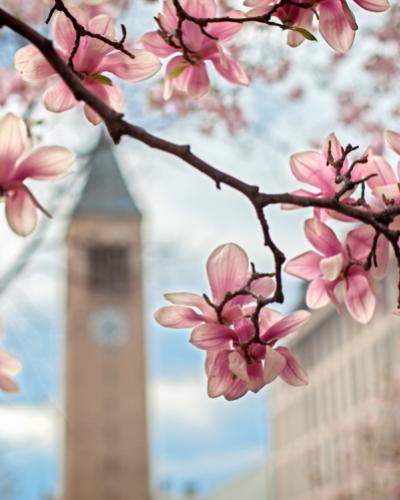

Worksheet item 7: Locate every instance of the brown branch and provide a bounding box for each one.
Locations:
[171,0,314,28]
[166,0,311,62]
[46,0,135,69]
[1,5,400,310]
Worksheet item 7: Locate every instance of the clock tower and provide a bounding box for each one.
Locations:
[64,133,150,500]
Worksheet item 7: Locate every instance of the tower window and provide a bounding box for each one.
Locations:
[88,245,130,292]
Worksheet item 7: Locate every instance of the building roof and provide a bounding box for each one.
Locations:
[73,131,141,217]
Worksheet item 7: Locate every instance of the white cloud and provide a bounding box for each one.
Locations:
[0,405,60,448]
[148,377,213,432]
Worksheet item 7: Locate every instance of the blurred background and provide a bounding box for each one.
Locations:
[0,0,399,499]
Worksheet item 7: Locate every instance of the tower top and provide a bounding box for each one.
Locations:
[73,131,141,217]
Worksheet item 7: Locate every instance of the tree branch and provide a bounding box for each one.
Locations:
[1,5,399,311]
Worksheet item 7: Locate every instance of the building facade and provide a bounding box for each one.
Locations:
[63,134,150,500]
[268,268,400,499]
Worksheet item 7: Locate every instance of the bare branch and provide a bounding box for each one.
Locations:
[1,5,400,306]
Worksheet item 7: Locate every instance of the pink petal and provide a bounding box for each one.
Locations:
[15,146,75,182]
[207,243,249,303]
[364,155,396,189]
[306,278,332,309]
[154,305,204,328]
[246,362,265,393]
[164,57,210,99]
[43,80,78,113]
[182,0,216,18]
[320,253,343,281]
[96,50,161,82]
[276,346,309,386]
[182,22,208,54]
[318,0,356,53]
[190,323,235,350]
[5,185,38,236]
[344,268,375,323]
[259,308,283,332]
[250,276,275,298]
[248,342,265,360]
[0,113,29,180]
[371,235,389,280]
[287,8,314,47]
[372,183,400,204]
[222,303,246,323]
[211,51,249,86]
[183,63,211,99]
[290,151,333,193]
[224,379,248,400]
[163,56,187,100]
[264,346,286,384]
[304,217,343,257]
[346,224,374,260]
[158,0,179,32]
[83,80,123,125]
[88,13,116,40]
[353,0,389,11]
[385,130,400,156]
[234,319,254,344]
[164,292,214,315]
[206,10,244,42]
[285,251,323,280]
[141,31,178,57]
[325,207,356,223]
[14,45,56,82]
[53,10,86,53]
[262,309,311,343]
[321,132,345,164]
[206,350,234,398]
[228,350,249,384]
[74,15,117,72]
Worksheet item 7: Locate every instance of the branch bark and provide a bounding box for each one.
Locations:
[0,5,399,308]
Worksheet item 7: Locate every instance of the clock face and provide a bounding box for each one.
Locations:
[90,308,128,348]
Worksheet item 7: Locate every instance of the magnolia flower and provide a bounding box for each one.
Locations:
[197,310,310,400]
[15,9,161,124]
[141,0,249,100]
[155,242,310,400]
[285,217,389,323]
[154,242,275,329]
[286,132,364,221]
[0,351,22,393]
[244,0,389,53]
[0,112,75,236]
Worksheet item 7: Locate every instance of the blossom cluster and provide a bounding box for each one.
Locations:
[0,0,397,398]
[15,9,161,125]
[155,243,311,400]
[9,0,390,121]
[246,0,390,53]
[285,130,400,323]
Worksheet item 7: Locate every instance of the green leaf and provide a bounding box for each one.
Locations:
[87,73,113,86]
[167,65,187,80]
[291,27,317,42]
